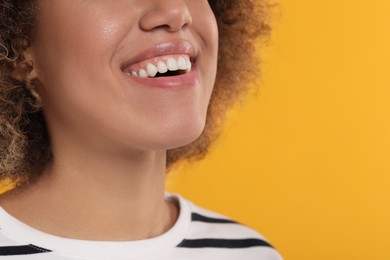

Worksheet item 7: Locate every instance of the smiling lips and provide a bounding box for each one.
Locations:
[123,54,192,78]
[121,41,199,88]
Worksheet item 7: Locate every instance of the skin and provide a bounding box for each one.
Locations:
[0,0,218,241]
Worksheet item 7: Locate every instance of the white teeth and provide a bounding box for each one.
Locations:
[177,57,187,70]
[128,55,192,78]
[185,57,192,71]
[139,69,148,78]
[157,61,168,74]
[167,57,179,71]
[146,63,158,77]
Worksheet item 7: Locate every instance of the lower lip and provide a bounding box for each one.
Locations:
[122,67,199,89]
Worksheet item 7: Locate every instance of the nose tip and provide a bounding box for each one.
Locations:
[139,0,193,32]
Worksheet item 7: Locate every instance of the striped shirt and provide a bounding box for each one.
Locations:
[0,193,282,259]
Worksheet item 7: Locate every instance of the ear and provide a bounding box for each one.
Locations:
[10,44,39,82]
[21,46,39,81]
[17,46,44,105]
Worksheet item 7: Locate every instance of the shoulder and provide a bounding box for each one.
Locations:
[173,193,283,260]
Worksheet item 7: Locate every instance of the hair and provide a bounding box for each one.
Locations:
[0,0,273,189]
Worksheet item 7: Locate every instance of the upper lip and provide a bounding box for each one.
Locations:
[121,40,197,70]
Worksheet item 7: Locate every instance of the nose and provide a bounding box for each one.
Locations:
[139,0,192,32]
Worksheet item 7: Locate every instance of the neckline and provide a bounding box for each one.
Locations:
[0,192,191,259]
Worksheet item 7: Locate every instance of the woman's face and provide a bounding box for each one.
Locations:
[29,0,218,152]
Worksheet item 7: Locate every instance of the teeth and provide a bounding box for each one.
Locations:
[177,57,187,70]
[167,57,179,71]
[130,55,192,78]
[139,69,148,78]
[186,57,192,71]
[146,63,158,77]
[157,61,168,74]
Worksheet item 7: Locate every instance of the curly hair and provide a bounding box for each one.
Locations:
[0,0,272,189]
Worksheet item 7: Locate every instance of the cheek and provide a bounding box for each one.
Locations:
[192,1,219,44]
[30,3,135,140]
[191,1,219,82]
[35,1,140,63]
[31,3,134,108]
[33,4,129,75]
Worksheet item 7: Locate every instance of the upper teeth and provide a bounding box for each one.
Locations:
[128,55,192,78]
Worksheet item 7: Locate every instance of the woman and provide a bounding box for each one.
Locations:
[0,0,282,259]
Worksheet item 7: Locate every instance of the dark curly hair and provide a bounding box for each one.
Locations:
[0,0,272,190]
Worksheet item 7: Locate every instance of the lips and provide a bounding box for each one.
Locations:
[123,54,192,78]
[122,40,196,72]
[121,40,199,88]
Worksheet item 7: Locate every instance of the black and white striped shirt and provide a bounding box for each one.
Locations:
[0,193,282,259]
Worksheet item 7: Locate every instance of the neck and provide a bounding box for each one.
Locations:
[0,138,178,241]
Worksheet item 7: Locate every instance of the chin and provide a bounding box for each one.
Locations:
[145,118,206,151]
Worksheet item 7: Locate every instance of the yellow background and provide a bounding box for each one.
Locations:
[167,0,390,259]
[1,0,390,259]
